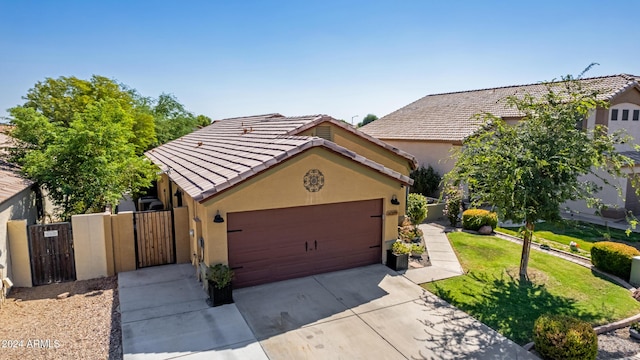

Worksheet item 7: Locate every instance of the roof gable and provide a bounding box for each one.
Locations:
[361,74,640,142]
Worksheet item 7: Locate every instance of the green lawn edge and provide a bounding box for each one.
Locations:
[422,232,640,345]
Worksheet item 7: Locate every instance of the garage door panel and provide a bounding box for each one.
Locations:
[228,199,383,288]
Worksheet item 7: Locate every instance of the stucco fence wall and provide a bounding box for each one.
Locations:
[6,207,190,289]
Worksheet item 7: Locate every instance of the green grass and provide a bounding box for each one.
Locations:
[423,232,640,345]
[497,220,640,256]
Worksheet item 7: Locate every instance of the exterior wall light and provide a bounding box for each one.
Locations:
[213,211,225,223]
[391,195,400,205]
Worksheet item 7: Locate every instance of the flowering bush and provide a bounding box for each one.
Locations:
[443,187,463,227]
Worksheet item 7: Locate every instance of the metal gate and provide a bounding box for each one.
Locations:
[134,210,175,268]
[28,223,76,286]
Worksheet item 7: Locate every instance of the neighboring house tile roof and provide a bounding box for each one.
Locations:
[145,114,414,202]
[0,133,33,204]
[619,151,640,166]
[361,74,640,142]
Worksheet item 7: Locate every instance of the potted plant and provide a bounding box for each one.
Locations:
[630,322,640,340]
[387,241,411,271]
[206,263,234,307]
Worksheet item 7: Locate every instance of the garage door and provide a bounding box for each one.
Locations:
[227,199,383,288]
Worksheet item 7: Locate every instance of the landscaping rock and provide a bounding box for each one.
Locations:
[56,292,70,299]
[478,225,493,235]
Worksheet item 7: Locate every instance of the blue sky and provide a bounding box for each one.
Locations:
[1,1,640,124]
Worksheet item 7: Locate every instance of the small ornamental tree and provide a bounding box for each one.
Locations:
[444,67,636,278]
[407,193,428,227]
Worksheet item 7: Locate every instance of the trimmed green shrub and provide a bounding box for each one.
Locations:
[410,165,441,197]
[591,241,640,281]
[407,193,428,226]
[533,314,597,360]
[461,209,498,231]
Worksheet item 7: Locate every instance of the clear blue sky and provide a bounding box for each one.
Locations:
[2,1,640,124]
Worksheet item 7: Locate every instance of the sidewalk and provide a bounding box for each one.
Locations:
[403,223,464,284]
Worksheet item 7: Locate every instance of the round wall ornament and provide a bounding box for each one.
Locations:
[303,169,325,192]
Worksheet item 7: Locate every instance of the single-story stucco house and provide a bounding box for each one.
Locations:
[0,133,40,299]
[146,113,417,288]
[361,74,640,216]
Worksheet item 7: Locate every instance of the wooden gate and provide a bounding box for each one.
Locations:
[134,210,175,268]
[28,223,76,286]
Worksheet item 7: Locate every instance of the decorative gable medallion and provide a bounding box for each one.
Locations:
[303,169,324,192]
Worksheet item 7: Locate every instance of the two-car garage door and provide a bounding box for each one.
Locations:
[227,199,383,288]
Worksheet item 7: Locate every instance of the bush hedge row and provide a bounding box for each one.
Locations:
[533,314,597,360]
[461,209,498,231]
[591,241,640,281]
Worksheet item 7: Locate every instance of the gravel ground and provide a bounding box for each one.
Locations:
[597,327,640,360]
[0,276,121,360]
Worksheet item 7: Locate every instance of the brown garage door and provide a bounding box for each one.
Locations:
[228,199,383,288]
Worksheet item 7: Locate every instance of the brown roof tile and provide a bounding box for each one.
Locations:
[146,115,413,202]
[361,74,640,142]
[0,134,33,203]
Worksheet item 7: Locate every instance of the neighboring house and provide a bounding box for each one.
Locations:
[0,134,39,298]
[146,113,417,288]
[361,74,640,216]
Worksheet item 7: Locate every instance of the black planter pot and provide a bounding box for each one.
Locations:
[386,250,409,271]
[207,280,234,307]
[630,327,640,340]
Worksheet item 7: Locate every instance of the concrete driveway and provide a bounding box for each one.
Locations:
[120,263,536,359]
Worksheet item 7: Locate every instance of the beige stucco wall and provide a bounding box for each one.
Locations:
[71,213,109,280]
[1,188,38,294]
[174,206,190,264]
[298,123,414,175]
[199,147,407,266]
[111,211,136,273]
[562,169,629,215]
[381,140,458,177]
[7,220,32,288]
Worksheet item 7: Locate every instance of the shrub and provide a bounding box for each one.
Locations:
[391,241,411,255]
[399,218,423,241]
[410,165,441,197]
[533,314,597,360]
[206,264,234,289]
[443,187,463,227]
[591,241,640,281]
[407,193,428,226]
[461,209,498,231]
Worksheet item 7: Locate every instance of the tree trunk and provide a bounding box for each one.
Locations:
[519,221,535,280]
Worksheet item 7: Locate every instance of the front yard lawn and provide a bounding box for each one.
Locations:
[497,220,640,257]
[423,232,640,345]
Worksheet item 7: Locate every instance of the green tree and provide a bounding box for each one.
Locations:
[444,70,634,278]
[19,75,157,153]
[196,114,212,127]
[8,76,158,220]
[357,114,378,127]
[152,93,201,145]
[410,165,441,197]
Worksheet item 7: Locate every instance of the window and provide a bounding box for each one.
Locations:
[611,109,619,121]
[622,109,629,121]
[634,110,639,121]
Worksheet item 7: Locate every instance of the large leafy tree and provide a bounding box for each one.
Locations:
[445,71,635,278]
[7,76,158,220]
[151,93,204,145]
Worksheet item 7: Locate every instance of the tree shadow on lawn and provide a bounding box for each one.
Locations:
[430,270,603,345]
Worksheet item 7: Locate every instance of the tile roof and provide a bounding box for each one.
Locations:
[361,74,640,142]
[145,114,414,202]
[0,134,33,204]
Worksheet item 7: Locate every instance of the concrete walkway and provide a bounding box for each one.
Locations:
[403,223,464,284]
[119,263,536,359]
